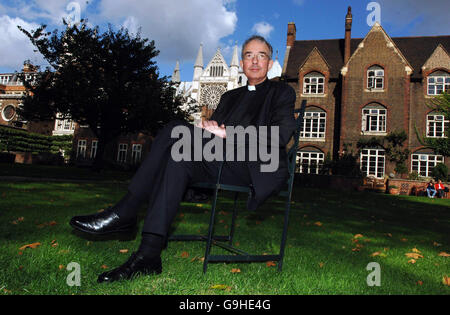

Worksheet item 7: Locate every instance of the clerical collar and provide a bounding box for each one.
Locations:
[247,78,269,91]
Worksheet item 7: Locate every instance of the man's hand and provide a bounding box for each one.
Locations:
[196,119,227,138]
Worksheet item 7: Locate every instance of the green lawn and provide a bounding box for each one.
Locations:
[0,180,449,295]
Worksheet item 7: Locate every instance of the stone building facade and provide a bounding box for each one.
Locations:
[283,7,450,179]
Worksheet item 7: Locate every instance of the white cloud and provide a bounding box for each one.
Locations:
[251,22,274,38]
[0,15,46,70]
[96,0,238,63]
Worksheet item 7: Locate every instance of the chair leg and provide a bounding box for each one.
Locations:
[228,192,239,246]
[277,193,292,272]
[203,186,220,273]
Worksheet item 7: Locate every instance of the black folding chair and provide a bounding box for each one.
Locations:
[169,102,306,273]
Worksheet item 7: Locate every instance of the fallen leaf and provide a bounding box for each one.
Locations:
[438,252,450,257]
[443,276,450,286]
[18,242,41,250]
[412,248,421,254]
[400,238,408,242]
[371,251,382,257]
[352,248,361,252]
[231,268,241,273]
[181,251,189,258]
[416,280,423,286]
[210,284,231,290]
[405,253,424,259]
[353,234,364,239]
[433,242,442,247]
[314,221,323,227]
[58,265,65,270]
[408,259,416,264]
[318,262,325,268]
[385,233,392,237]
[49,221,57,226]
[119,249,129,254]
[101,265,108,269]
[266,261,276,267]
[51,242,58,248]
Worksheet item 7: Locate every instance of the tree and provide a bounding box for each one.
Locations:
[18,20,189,169]
[415,92,450,157]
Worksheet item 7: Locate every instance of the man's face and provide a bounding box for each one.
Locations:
[240,40,273,85]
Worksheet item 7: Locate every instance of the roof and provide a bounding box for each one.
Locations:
[285,35,450,80]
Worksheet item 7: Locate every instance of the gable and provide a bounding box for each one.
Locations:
[422,44,450,72]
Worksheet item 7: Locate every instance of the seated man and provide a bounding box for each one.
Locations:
[426,180,437,198]
[69,35,297,283]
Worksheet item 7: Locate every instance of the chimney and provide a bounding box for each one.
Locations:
[344,6,352,64]
[282,22,296,76]
[287,22,296,47]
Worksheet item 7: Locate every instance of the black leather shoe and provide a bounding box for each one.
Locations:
[69,208,136,235]
[97,252,162,283]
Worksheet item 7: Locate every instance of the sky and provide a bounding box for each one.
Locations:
[1,0,449,82]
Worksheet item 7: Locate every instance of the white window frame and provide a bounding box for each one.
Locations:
[367,66,384,90]
[117,143,128,163]
[300,110,326,140]
[427,71,450,95]
[77,140,87,158]
[131,144,142,164]
[411,153,444,177]
[427,113,449,138]
[90,140,98,159]
[362,106,386,134]
[295,151,324,174]
[360,148,385,179]
[303,72,325,95]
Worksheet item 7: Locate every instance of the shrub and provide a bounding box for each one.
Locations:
[432,163,448,181]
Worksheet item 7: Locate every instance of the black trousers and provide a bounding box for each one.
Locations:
[128,120,251,236]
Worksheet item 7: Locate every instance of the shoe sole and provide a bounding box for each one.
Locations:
[69,221,136,236]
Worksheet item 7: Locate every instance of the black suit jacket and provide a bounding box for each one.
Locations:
[210,79,296,210]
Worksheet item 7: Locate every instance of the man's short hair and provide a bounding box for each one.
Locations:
[241,35,273,60]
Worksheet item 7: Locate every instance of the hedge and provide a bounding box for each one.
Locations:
[0,125,73,155]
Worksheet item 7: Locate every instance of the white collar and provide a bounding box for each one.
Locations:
[247,85,256,91]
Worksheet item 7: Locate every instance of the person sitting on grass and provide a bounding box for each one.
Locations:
[426,180,437,198]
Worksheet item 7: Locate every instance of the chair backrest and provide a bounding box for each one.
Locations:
[286,100,307,182]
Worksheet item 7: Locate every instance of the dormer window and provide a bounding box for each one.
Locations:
[367,66,384,90]
[303,72,325,94]
[427,71,450,95]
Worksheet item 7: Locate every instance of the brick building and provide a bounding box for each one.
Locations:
[283,7,450,178]
[0,62,54,135]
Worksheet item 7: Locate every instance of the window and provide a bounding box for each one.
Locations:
[117,143,128,163]
[367,66,384,90]
[55,114,75,131]
[131,144,142,164]
[210,66,224,77]
[411,153,444,177]
[427,113,449,138]
[90,140,98,159]
[303,72,325,94]
[77,140,87,158]
[0,75,11,85]
[362,105,386,133]
[360,148,385,178]
[295,150,324,174]
[1,105,16,121]
[427,71,450,95]
[300,109,326,140]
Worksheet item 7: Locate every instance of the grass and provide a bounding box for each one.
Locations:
[0,179,449,295]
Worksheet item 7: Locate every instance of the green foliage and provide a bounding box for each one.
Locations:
[323,143,362,177]
[0,125,72,156]
[17,20,189,168]
[408,171,420,180]
[431,163,448,181]
[357,130,410,174]
[414,92,450,156]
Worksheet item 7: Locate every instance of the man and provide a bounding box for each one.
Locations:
[69,35,297,283]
